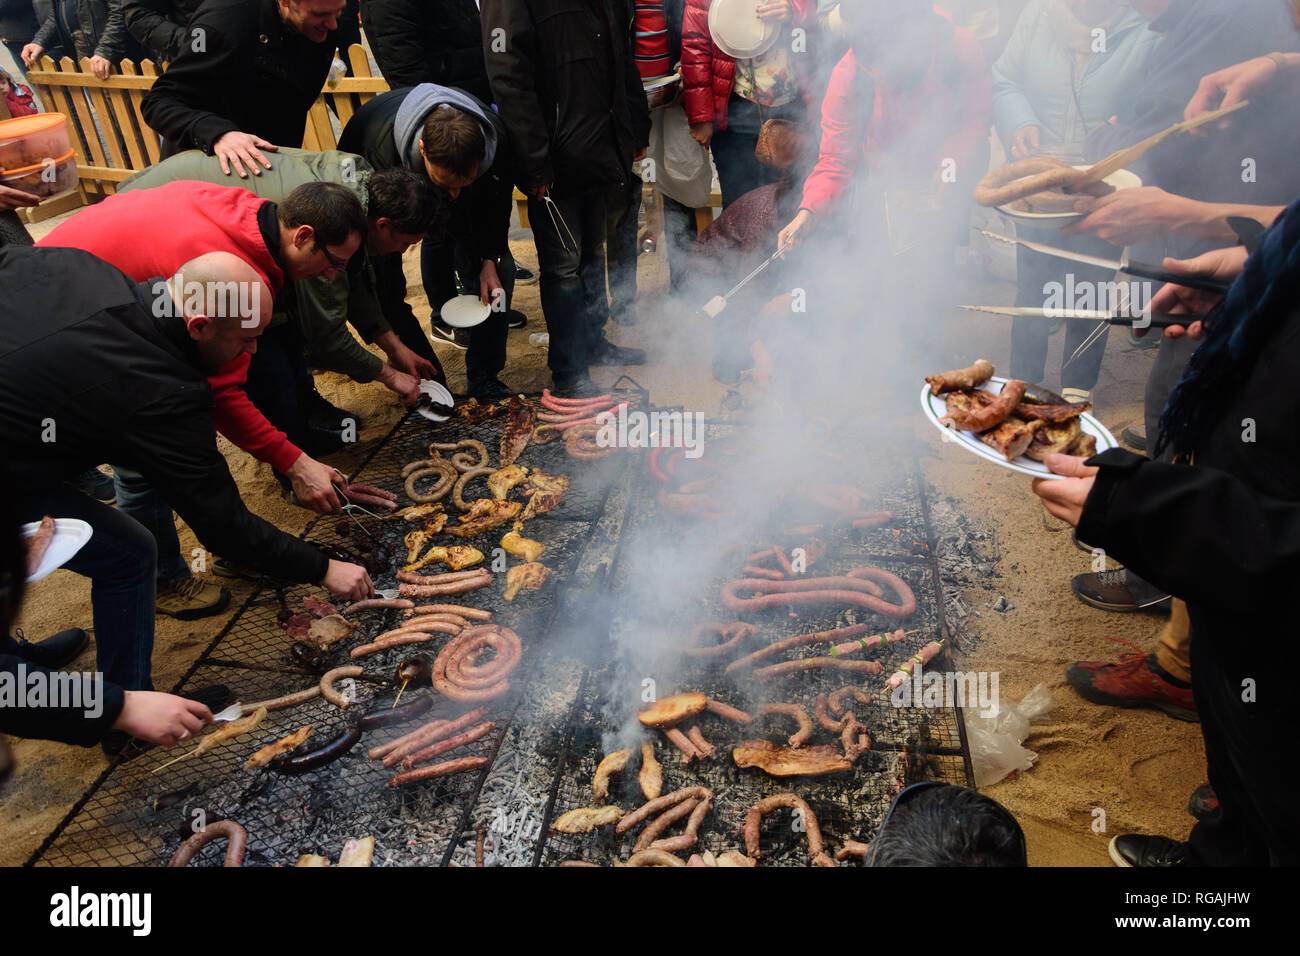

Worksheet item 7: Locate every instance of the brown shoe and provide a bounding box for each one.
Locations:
[156,577,230,620]
[1070,569,1171,613]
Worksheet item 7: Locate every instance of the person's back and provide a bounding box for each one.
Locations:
[360,0,492,103]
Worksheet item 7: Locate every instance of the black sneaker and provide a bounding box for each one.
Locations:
[12,627,89,669]
[551,374,602,399]
[1188,783,1220,821]
[304,390,356,432]
[300,427,348,457]
[514,264,537,284]
[1121,425,1147,452]
[506,309,527,330]
[74,467,116,503]
[467,377,514,400]
[1070,568,1171,613]
[590,340,646,366]
[1108,834,1189,867]
[430,322,468,351]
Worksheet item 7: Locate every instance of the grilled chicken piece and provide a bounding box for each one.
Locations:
[1023,418,1083,461]
[1014,400,1092,423]
[458,399,507,424]
[518,470,569,523]
[503,561,550,601]
[446,498,522,538]
[403,513,448,563]
[396,503,445,523]
[639,741,662,800]
[1071,432,1097,457]
[637,692,707,728]
[245,725,313,769]
[499,396,536,467]
[593,749,630,803]
[552,805,625,834]
[732,742,853,777]
[405,545,485,572]
[501,530,545,563]
[978,418,1043,461]
[487,464,529,500]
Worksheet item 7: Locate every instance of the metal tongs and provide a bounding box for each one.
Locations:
[540,193,578,254]
[701,247,784,318]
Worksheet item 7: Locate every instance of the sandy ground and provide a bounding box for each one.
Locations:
[2,206,1204,867]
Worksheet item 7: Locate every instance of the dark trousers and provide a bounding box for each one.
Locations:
[243,321,317,452]
[112,465,189,587]
[661,194,699,293]
[606,176,642,323]
[18,487,157,691]
[1009,231,1116,392]
[528,186,612,381]
[420,237,515,385]
[710,95,802,210]
[1144,332,1198,459]
[371,250,445,384]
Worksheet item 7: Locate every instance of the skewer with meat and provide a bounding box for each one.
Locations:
[885,641,945,690]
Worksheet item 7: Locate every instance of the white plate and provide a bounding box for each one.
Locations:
[920,377,1117,479]
[416,379,455,423]
[440,294,492,329]
[996,167,1142,226]
[22,518,93,582]
[708,0,779,59]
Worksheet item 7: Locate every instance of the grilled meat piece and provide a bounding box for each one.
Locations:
[637,692,707,728]
[552,805,626,834]
[732,741,853,777]
[1014,400,1092,422]
[306,614,358,648]
[977,418,1043,461]
[403,514,448,563]
[593,749,630,803]
[1023,418,1084,461]
[518,470,569,523]
[487,464,529,500]
[457,399,507,424]
[501,530,545,562]
[404,545,485,573]
[503,561,550,601]
[499,396,536,467]
[446,498,522,538]
[245,725,313,770]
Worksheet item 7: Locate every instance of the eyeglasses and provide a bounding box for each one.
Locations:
[315,242,348,271]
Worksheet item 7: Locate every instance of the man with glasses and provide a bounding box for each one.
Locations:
[38,180,366,622]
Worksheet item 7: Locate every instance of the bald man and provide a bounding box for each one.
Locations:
[0,246,372,756]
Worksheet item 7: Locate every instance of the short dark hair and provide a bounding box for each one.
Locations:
[868,784,1027,867]
[278,181,366,248]
[367,168,447,236]
[420,106,486,181]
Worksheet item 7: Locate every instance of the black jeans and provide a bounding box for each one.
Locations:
[710,95,802,210]
[528,186,613,381]
[606,176,642,323]
[420,237,515,386]
[243,322,318,451]
[18,487,157,691]
[660,194,699,293]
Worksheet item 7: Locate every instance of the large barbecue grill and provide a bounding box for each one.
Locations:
[27,395,974,868]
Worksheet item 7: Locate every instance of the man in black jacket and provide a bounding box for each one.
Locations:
[140,0,343,173]
[0,247,372,717]
[121,0,201,62]
[339,84,518,396]
[360,0,491,103]
[481,0,651,396]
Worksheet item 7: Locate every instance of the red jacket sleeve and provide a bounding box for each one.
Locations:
[799,52,863,221]
[938,26,991,184]
[681,0,716,126]
[206,354,304,473]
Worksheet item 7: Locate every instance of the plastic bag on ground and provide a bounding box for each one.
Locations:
[964,683,1051,787]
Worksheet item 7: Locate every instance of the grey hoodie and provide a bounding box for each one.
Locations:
[394,82,498,180]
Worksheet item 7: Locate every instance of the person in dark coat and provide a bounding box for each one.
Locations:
[121,0,202,62]
[360,0,491,102]
[339,83,518,396]
[140,0,343,172]
[0,0,40,62]
[481,0,652,396]
[24,0,144,78]
[1033,203,1300,866]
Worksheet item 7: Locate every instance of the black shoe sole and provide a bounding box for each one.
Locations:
[1069,579,1172,614]
[1065,664,1199,722]
[157,589,231,621]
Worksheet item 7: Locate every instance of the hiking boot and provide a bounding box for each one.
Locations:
[429,322,468,351]
[590,340,646,366]
[1188,783,1220,821]
[74,467,116,503]
[1108,834,1189,867]
[156,577,231,620]
[12,627,89,669]
[1071,568,1171,613]
[1065,639,1198,721]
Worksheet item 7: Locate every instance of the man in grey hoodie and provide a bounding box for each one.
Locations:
[339,83,518,398]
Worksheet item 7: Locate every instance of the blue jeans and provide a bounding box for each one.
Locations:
[19,486,157,691]
[113,465,189,587]
[527,186,612,381]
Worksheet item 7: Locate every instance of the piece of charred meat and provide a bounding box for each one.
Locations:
[518,470,569,523]
[446,498,523,538]
[487,464,529,500]
[499,396,536,467]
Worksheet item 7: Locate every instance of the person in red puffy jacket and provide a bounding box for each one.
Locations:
[681,0,819,208]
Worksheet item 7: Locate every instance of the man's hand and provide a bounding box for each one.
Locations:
[377,363,420,405]
[633,147,647,162]
[88,55,111,80]
[689,122,713,147]
[213,130,277,178]
[1031,454,1099,527]
[1185,56,1287,128]
[0,183,38,213]
[756,0,792,20]
[114,691,212,746]
[377,333,438,380]
[285,454,343,513]
[1009,125,1040,160]
[20,43,43,67]
[479,258,505,309]
[1062,186,1217,246]
[321,558,373,601]
[778,209,814,253]
[750,339,774,389]
[1145,246,1247,338]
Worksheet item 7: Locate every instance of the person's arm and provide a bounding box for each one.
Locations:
[92,0,130,62]
[122,0,189,62]
[798,53,864,222]
[359,0,429,88]
[1185,53,1300,122]
[679,0,716,129]
[205,353,302,473]
[295,274,384,383]
[0,654,124,746]
[29,8,57,52]
[139,5,243,152]
[989,4,1039,151]
[1063,187,1286,246]
[480,0,551,191]
[1077,449,1300,619]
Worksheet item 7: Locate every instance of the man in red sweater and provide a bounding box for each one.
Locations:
[39,179,366,617]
